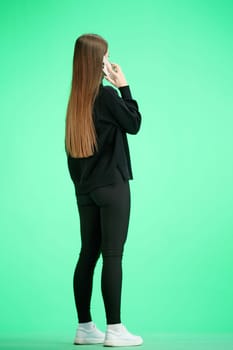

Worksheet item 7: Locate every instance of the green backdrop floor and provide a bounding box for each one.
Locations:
[1,333,233,350]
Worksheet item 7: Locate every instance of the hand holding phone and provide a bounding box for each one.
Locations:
[103,61,128,88]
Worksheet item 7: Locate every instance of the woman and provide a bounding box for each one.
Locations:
[65,33,143,347]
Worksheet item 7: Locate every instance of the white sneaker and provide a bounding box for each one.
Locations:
[104,324,143,347]
[73,321,105,345]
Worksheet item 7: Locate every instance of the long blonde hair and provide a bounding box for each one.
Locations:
[65,34,108,158]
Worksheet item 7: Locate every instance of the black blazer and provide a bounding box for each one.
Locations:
[67,84,142,194]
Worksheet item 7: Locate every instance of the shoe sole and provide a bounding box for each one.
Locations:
[104,339,143,347]
[74,338,105,345]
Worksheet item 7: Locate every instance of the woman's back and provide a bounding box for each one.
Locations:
[67,83,141,194]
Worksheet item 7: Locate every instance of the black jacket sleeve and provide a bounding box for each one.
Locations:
[103,85,142,134]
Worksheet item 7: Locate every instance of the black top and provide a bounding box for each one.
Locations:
[67,84,142,194]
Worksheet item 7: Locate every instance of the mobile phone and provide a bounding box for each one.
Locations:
[103,56,111,76]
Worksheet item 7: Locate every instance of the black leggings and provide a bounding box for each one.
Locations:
[73,179,130,324]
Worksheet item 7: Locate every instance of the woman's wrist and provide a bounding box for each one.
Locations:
[118,82,128,88]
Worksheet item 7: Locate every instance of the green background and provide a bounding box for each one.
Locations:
[0,0,233,339]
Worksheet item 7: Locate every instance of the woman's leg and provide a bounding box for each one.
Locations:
[91,181,130,324]
[74,194,102,323]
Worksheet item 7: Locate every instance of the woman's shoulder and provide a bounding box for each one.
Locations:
[99,83,119,98]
